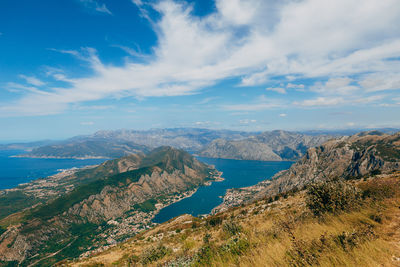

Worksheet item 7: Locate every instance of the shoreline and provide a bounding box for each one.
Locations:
[11,155,110,160]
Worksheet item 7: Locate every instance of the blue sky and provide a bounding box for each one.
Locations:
[1,0,400,141]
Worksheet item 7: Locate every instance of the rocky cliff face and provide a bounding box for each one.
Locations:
[199,130,332,161]
[213,131,400,213]
[0,147,216,266]
[262,131,400,196]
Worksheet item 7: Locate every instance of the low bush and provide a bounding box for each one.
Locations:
[359,179,398,200]
[223,221,242,236]
[334,224,375,251]
[140,244,171,265]
[220,237,250,256]
[206,215,224,227]
[306,180,362,216]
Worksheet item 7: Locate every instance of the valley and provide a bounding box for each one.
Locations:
[0,130,399,266]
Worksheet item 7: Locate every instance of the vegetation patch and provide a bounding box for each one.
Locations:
[28,167,154,220]
[133,199,157,212]
[306,179,362,216]
[140,244,172,265]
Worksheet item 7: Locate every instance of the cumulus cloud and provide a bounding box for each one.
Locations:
[2,0,400,116]
[311,77,359,95]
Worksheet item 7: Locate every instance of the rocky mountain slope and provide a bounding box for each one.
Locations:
[0,147,218,266]
[0,153,145,220]
[199,130,333,161]
[214,131,400,213]
[68,171,400,267]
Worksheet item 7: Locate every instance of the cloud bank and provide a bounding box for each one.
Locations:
[2,0,400,116]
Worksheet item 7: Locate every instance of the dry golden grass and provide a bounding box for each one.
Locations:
[67,173,400,267]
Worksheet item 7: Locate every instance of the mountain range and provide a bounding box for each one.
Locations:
[10,129,336,161]
[11,128,257,159]
[198,130,333,161]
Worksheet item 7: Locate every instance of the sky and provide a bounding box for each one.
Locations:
[0,0,400,141]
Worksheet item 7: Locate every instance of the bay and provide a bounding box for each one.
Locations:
[152,157,293,223]
[0,150,107,190]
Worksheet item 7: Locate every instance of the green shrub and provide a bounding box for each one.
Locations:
[133,199,157,212]
[220,237,250,256]
[334,225,375,252]
[223,221,242,236]
[369,214,382,223]
[206,215,224,227]
[203,233,211,244]
[359,179,397,200]
[196,245,214,265]
[306,180,362,216]
[140,244,171,265]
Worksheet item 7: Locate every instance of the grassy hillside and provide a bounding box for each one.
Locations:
[70,171,400,267]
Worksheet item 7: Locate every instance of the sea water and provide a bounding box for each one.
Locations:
[152,157,293,223]
[0,150,107,190]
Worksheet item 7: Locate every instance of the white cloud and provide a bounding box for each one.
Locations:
[239,119,257,124]
[311,77,359,95]
[279,113,287,117]
[223,100,283,111]
[79,0,112,15]
[359,72,400,92]
[266,87,286,94]
[2,0,400,116]
[295,97,344,107]
[19,75,46,87]
[286,83,304,89]
[295,94,386,107]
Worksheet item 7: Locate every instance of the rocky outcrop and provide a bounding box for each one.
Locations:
[262,131,400,196]
[213,131,400,213]
[199,130,333,161]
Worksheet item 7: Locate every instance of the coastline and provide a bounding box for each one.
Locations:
[79,175,223,258]
[11,155,110,160]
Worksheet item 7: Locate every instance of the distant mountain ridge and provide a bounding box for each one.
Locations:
[0,147,218,265]
[199,130,333,161]
[71,128,257,151]
[17,140,149,159]
[12,128,257,159]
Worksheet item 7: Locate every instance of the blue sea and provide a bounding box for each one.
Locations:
[152,157,293,223]
[0,150,108,190]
